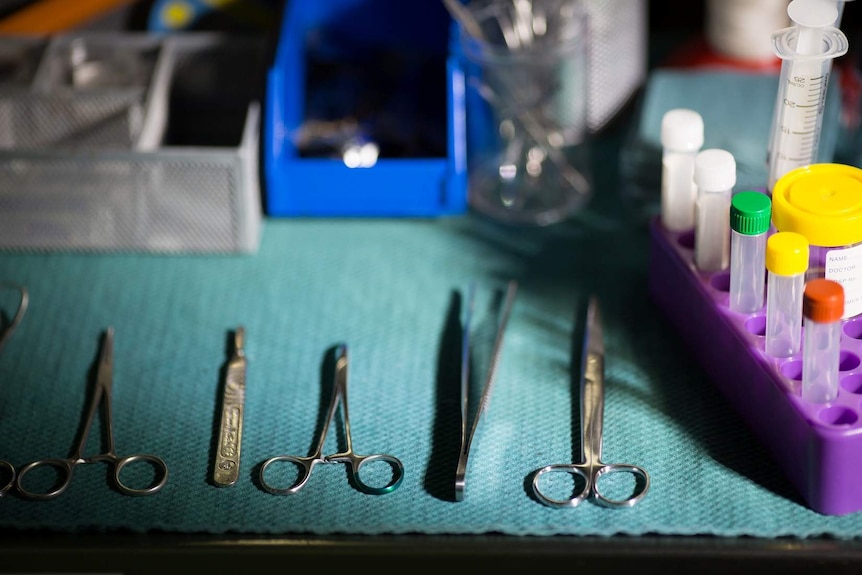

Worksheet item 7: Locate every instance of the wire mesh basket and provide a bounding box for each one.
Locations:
[0,33,265,254]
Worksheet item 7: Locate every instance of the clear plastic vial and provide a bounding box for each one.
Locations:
[801,278,845,403]
[660,109,704,231]
[765,231,809,358]
[694,149,736,272]
[729,191,772,313]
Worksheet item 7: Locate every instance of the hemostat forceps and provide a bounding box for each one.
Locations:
[15,327,169,500]
[259,344,404,495]
[531,296,649,508]
[0,282,29,497]
[455,280,518,501]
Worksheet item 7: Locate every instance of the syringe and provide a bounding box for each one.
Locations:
[766,0,848,192]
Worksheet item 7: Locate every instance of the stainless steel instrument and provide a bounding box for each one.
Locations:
[259,344,404,496]
[213,326,247,487]
[531,296,649,508]
[15,327,169,500]
[455,280,518,501]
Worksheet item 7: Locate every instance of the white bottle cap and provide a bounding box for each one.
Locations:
[694,149,737,191]
[661,109,705,152]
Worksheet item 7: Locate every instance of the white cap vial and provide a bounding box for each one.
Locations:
[693,149,736,271]
[661,109,705,152]
[694,149,737,191]
[660,109,704,231]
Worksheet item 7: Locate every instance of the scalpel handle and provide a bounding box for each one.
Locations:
[213,327,247,487]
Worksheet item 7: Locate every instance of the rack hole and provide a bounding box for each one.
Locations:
[819,406,858,426]
[841,374,862,394]
[840,351,861,372]
[677,230,695,250]
[710,272,730,293]
[744,315,766,336]
[844,320,862,340]
[780,359,802,381]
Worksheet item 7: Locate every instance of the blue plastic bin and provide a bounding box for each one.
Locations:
[264,0,467,217]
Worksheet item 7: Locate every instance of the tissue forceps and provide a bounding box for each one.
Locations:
[531,297,650,508]
[455,280,518,501]
[0,282,29,497]
[15,327,169,500]
[259,344,404,495]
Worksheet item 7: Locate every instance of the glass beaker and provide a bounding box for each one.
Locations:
[459,0,592,226]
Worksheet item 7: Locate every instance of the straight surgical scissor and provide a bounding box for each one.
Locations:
[259,344,404,495]
[531,296,650,508]
[15,327,169,500]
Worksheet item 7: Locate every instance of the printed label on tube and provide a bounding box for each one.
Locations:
[825,243,862,319]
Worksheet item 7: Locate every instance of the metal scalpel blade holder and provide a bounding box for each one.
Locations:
[213,327,247,487]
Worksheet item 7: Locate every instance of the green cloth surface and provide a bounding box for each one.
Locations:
[1,91,862,536]
[3,206,862,538]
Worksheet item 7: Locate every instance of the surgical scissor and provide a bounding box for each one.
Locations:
[0,282,29,497]
[531,296,650,508]
[15,327,169,500]
[259,344,404,495]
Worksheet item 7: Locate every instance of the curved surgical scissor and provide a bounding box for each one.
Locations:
[259,344,404,495]
[0,282,29,497]
[531,296,650,508]
[15,327,168,500]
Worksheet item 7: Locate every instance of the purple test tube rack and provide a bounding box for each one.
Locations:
[649,217,862,516]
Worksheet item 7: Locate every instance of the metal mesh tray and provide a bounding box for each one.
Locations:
[0,33,265,254]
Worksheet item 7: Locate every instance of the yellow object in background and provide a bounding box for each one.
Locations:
[161,0,195,28]
[149,0,276,32]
